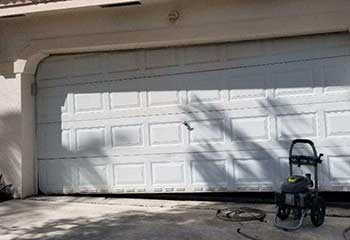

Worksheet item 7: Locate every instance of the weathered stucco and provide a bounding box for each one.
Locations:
[1,0,350,197]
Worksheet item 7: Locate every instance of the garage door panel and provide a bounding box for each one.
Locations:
[37,124,71,159]
[110,91,142,110]
[74,92,105,113]
[272,65,316,98]
[146,48,178,69]
[190,159,228,186]
[37,94,69,123]
[328,155,350,185]
[276,112,318,140]
[75,127,106,151]
[184,45,221,65]
[39,102,350,159]
[71,54,105,77]
[39,160,74,193]
[187,71,224,104]
[113,162,146,186]
[146,75,183,107]
[151,161,185,185]
[38,61,350,125]
[323,58,350,94]
[77,164,108,187]
[325,110,350,138]
[230,115,270,142]
[36,56,69,81]
[36,34,350,90]
[111,124,144,148]
[149,122,183,146]
[188,119,225,144]
[37,33,350,194]
[234,158,274,186]
[226,40,265,62]
[226,69,268,101]
[268,34,350,60]
[107,50,140,73]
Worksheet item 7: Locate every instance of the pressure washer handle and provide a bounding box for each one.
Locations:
[289,139,318,159]
[318,153,324,163]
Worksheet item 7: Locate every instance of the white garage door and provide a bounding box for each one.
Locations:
[37,33,350,194]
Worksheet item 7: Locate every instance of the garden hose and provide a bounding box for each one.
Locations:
[216,207,266,222]
[216,207,265,240]
[237,228,261,240]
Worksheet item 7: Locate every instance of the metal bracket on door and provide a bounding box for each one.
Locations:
[183,121,194,131]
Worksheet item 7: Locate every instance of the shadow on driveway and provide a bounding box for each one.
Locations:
[0,198,349,240]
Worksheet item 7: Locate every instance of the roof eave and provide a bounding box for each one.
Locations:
[0,0,142,18]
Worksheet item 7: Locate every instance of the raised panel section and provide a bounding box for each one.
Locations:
[44,161,72,187]
[184,45,220,65]
[114,163,145,185]
[189,119,224,143]
[146,75,182,107]
[325,111,350,137]
[188,72,222,104]
[188,89,221,104]
[74,93,104,113]
[108,51,139,73]
[37,124,70,157]
[273,68,314,97]
[111,125,143,147]
[151,162,185,185]
[76,127,105,150]
[78,165,107,186]
[147,91,180,106]
[72,54,102,76]
[110,92,140,110]
[37,95,68,122]
[191,160,227,185]
[109,79,141,110]
[270,37,310,55]
[328,156,350,182]
[277,113,317,140]
[36,58,68,81]
[149,122,182,146]
[146,48,177,69]
[231,116,269,141]
[324,63,350,93]
[227,71,267,100]
[234,159,273,183]
[226,41,264,61]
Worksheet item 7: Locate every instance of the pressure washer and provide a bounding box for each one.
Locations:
[274,139,326,231]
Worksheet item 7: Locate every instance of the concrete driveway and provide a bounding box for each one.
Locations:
[0,197,349,240]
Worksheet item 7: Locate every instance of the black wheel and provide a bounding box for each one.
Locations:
[311,197,326,227]
[277,205,291,220]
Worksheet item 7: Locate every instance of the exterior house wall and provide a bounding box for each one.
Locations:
[1,0,350,197]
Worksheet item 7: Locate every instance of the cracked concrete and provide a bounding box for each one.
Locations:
[0,197,349,240]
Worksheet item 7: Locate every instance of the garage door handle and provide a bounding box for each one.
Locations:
[183,121,194,131]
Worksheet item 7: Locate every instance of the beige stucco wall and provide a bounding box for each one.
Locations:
[1,0,350,197]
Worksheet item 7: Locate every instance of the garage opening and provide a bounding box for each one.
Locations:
[36,33,350,194]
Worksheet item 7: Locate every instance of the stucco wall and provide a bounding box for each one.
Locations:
[0,75,21,197]
[1,0,350,197]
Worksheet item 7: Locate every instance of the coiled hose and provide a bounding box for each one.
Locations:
[216,207,266,240]
[216,207,266,222]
